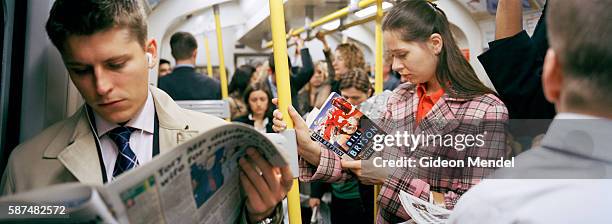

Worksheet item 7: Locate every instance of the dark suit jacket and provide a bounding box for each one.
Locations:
[478,3,555,119]
[158,66,221,100]
[266,48,314,115]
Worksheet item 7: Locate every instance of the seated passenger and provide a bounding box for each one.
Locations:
[0,1,289,223]
[233,82,274,133]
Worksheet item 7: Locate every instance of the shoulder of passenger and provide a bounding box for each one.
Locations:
[470,93,506,108]
[8,117,71,161]
[388,83,416,103]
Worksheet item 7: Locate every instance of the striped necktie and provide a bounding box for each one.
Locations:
[108,126,139,178]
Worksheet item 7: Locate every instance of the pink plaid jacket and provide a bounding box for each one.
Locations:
[299,83,509,223]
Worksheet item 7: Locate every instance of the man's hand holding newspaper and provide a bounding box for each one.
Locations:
[239,148,292,223]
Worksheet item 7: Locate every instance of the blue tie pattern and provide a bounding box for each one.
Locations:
[108,126,139,178]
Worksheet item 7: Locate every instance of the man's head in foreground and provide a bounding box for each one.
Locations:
[46,0,157,124]
[543,0,612,118]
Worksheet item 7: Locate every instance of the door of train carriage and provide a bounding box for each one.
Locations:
[0,0,91,176]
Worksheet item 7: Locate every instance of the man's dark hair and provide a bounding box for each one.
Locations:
[547,0,612,109]
[159,58,170,66]
[46,0,148,52]
[170,32,198,61]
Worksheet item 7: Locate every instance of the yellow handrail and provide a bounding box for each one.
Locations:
[264,0,377,48]
[268,0,302,223]
[204,37,213,78]
[213,5,229,105]
[283,14,378,49]
[373,0,384,222]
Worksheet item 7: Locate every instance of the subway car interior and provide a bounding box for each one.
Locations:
[1,0,611,223]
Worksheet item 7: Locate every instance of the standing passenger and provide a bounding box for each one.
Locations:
[266,36,314,115]
[315,32,366,94]
[158,32,221,100]
[297,61,332,114]
[309,69,374,224]
[273,1,509,223]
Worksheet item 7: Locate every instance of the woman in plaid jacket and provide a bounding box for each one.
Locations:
[273,1,509,223]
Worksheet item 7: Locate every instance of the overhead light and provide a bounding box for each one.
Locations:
[322,19,341,30]
[355,2,393,18]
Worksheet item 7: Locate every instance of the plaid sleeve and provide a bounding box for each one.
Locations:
[299,144,353,183]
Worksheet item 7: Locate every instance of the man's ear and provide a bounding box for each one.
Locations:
[146,39,158,68]
[192,49,198,61]
[542,49,563,105]
[428,33,443,55]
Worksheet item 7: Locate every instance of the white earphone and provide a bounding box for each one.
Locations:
[146,52,153,67]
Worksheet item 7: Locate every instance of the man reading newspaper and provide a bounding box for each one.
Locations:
[0,0,290,223]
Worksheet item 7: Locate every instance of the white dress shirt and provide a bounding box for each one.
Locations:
[93,89,155,181]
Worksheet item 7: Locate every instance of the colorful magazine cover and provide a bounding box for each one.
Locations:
[308,93,386,160]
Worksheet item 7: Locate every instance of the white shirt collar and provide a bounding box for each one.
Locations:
[555,112,602,120]
[94,88,155,137]
[173,64,195,69]
[247,114,269,133]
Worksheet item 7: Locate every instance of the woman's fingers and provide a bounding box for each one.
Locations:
[287,106,308,130]
[272,110,286,132]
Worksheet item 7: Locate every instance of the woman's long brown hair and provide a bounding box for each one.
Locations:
[383,0,495,98]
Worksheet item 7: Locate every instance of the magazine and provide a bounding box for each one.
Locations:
[307,93,386,160]
[0,123,290,224]
[398,190,451,224]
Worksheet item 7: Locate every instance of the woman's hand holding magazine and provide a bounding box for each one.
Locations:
[341,160,385,185]
[271,98,386,185]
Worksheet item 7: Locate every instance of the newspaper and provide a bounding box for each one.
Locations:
[0,123,289,223]
[307,93,387,160]
[398,190,451,224]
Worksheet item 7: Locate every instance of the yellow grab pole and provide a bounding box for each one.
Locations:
[264,0,377,48]
[213,5,229,101]
[269,0,302,223]
[285,15,378,49]
[374,0,383,222]
[204,37,213,78]
[374,0,383,95]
